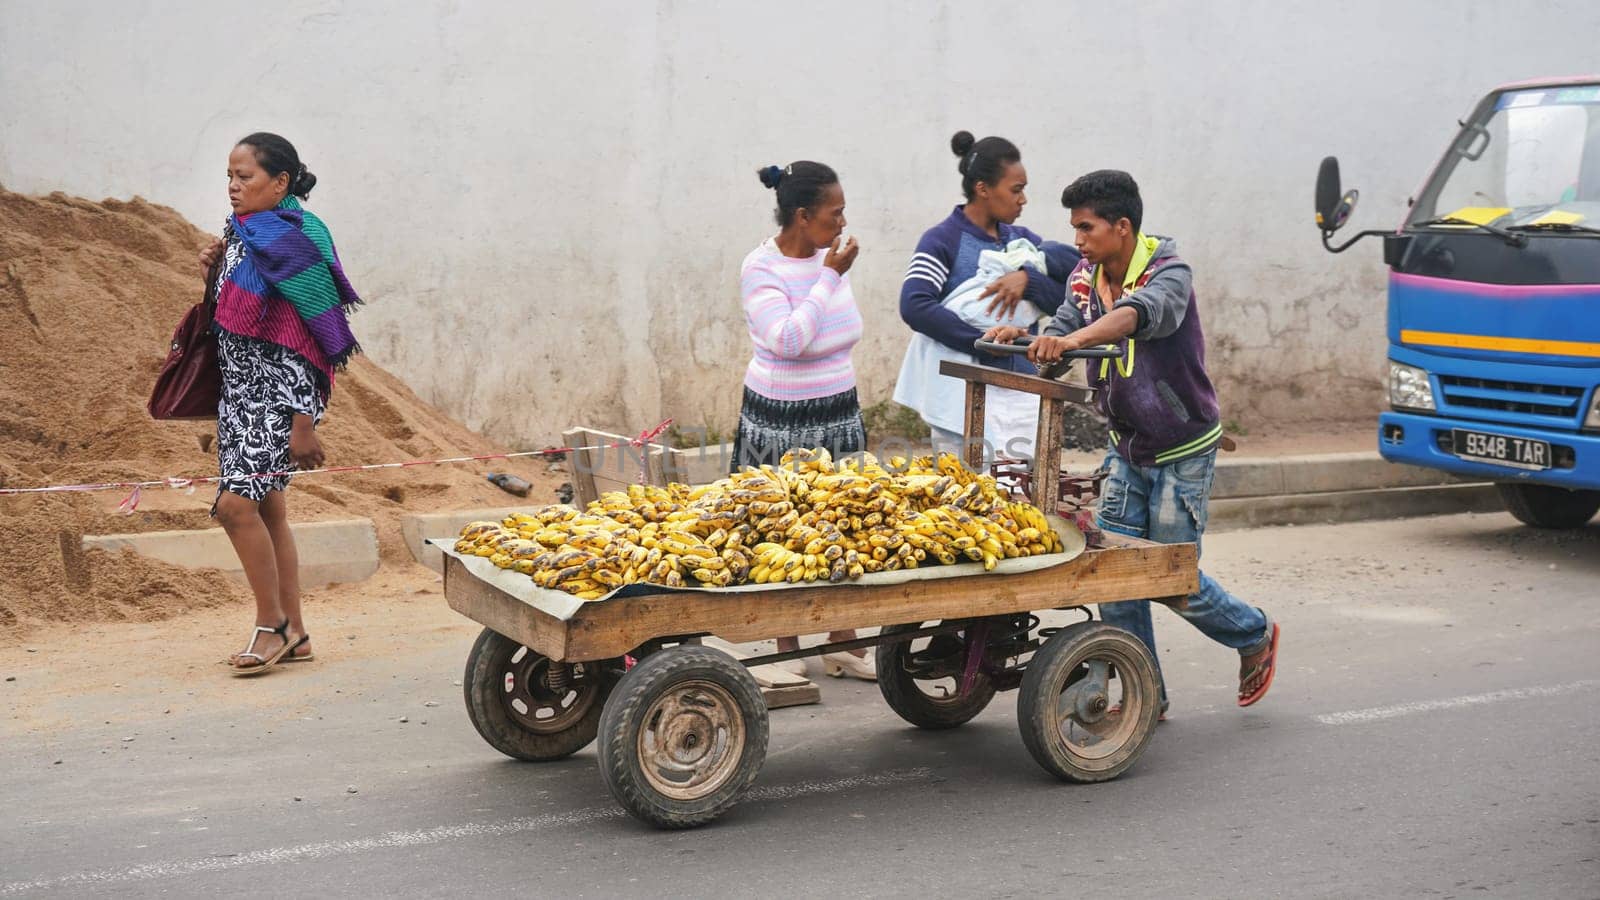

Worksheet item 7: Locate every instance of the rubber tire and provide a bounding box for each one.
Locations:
[875,622,997,730]
[598,645,769,829]
[1496,483,1600,530]
[1018,621,1160,783]
[462,627,611,762]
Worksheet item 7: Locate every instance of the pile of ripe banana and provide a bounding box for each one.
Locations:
[453,450,1066,600]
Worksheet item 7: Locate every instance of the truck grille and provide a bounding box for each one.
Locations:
[1436,375,1584,419]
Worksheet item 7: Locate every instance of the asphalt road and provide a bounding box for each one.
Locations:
[3,511,1597,899]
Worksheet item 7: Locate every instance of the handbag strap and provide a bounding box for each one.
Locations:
[203,250,223,311]
[197,239,226,335]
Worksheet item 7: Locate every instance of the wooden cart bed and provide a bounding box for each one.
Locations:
[436,530,1196,663]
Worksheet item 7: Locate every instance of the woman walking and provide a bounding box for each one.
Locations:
[198,132,362,675]
[731,160,873,680]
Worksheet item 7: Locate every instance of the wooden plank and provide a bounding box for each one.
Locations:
[562,427,599,509]
[559,542,1199,661]
[762,684,824,709]
[590,474,636,494]
[1032,397,1067,515]
[939,360,1097,405]
[1098,530,1157,549]
[645,442,671,486]
[442,554,569,660]
[963,379,986,469]
[565,426,672,506]
[701,636,822,709]
[590,438,657,484]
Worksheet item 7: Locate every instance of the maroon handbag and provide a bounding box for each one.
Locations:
[148,256,223,420]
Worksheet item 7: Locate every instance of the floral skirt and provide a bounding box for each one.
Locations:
[214,330,326,506]
[729,386,866,474]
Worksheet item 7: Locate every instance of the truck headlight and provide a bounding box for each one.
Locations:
[1585,390,1600,430]
[1389,361,1436,412]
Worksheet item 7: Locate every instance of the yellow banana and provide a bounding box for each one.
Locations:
[457,451,1068,590]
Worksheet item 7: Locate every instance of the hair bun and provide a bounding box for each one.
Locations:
[950,130,976,160]
[291,166,318,200]
[757,165,784,190]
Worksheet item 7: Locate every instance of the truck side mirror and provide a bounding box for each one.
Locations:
[1315,155,1386,255]
[1316,157,1360,233]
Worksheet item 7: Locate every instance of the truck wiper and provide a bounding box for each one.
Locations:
[1506,221,1600,237]
[1411,216,1527,247]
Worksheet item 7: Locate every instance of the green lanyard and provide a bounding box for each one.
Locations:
[1094,233,1159,380]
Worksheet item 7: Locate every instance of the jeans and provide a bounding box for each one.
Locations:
[1095,447,1271,703]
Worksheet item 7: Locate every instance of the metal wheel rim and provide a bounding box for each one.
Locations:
[636,679,745,801]
[1051,643,1146,765]
[895,627,979,705]
[500,646,598,734]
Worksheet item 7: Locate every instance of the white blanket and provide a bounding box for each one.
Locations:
[894,239,1046,464]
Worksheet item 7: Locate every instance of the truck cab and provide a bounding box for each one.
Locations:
[1317,76,1600,528]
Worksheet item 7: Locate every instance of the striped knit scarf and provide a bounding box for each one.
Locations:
[219,196,362,369]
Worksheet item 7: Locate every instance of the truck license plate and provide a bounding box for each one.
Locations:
[1450,428,1552,470]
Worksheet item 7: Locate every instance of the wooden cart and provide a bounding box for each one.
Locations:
[440,353,1197,828]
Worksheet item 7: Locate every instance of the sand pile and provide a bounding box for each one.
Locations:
[0,187,557,634]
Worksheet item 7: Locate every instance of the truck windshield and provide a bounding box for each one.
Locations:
[1409,84,1600,232]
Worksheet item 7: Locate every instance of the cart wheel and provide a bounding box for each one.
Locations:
[1017,621,1160,783]
[462,627,615,761]
[875,622,996,730]
[597,645,768,829]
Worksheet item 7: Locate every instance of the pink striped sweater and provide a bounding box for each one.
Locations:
[740,238,863,402]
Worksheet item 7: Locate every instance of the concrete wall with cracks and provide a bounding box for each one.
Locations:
[3,1,1596,444]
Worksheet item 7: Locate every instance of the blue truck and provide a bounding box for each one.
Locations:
[1316,76,1600,529]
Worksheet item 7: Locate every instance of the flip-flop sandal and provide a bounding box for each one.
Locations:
[230,620,292,677]
[281,634,314,663]
[1237,622,1281,707]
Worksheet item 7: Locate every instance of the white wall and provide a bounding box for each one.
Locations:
[4,1,1597,444]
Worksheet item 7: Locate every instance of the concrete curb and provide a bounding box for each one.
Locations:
[83,519,379,585]
[1210,483,1501,531]
[1211,451,1473,500]
[401,507,534,573]
[1206,451,1498,529]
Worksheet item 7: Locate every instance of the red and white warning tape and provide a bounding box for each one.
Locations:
[0,419,674,514]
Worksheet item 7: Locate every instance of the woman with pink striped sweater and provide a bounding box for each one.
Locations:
[732,160,875,681]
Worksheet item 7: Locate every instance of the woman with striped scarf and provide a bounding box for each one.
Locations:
[197,132,362,676]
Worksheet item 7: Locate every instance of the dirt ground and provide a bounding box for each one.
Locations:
[0,565,469,734]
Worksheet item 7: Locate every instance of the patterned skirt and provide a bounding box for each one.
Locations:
[214,330,327,506]
[729,386,867,474]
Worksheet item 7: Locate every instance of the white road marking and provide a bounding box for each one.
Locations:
[0,768,930,895]
[1314,680,1599,726]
